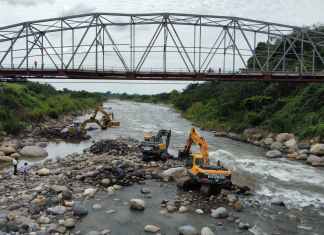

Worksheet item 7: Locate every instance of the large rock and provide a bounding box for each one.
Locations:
[144,225,160,233]
[307,155,324,166]
[37,168,50,176]
[161,167,187,181]
[20,146,48,158]
[270,142,283,151]
[276,133,294,143]
[129,199,145,211]
[72,203,88,217]
[47,206,66,215]
[0,146,16,155]
[284,139,298,152]
[0,155,13,163]
[83,188,97,198]
[201,227,215,235]
[178,225,198,235]
[211,207,228,218]
[310,144,324,156]
[266,150,282,158]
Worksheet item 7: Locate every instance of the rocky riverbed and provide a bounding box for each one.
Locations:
[0,138,324,235]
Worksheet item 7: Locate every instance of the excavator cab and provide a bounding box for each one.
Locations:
[178,128,232,194]
[141,129,172,161]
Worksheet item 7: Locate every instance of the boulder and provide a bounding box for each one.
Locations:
[38,216,50,224]
[201,227,215,235]
[0,146,16,155]
[211,207,228,218]
[284,139,298,152]
[50,185,69,193]
[195,209,204,214]
[83,188,97,198]
[178,225,198,235]
[144,225,160,233]
[37,168,50,176]
[276,133,294,143]
[47,206,66,215]
[20,146,48,158]
[270,142,283,151]
[63,218,75,228]
[266,150,282,158]
[0,155,13,163]
[310,144,324,156]
[129,199,145,211]
[161,167,187,181]
[100,178,111,187]
[72,203,88,217]
[307,155,324,166]
[263,137,274,146]
[140,187,151,194]
[178,206,188,213]
[227,194,237,203]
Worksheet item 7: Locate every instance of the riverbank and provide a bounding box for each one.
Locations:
[0,82,105,136]
[1,137,323,235]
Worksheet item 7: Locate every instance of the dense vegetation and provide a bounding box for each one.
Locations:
[0,82,105,134]
[115,27,324,139]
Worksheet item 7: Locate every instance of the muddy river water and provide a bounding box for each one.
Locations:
[44,100,324,235]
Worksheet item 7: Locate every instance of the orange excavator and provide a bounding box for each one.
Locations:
[178,128,232,194]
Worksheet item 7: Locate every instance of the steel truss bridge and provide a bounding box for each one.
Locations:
[0,13,324,82]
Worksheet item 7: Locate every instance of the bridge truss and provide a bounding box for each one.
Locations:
[0,13,324,81]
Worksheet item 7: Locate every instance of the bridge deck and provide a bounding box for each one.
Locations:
[1,69,324,82]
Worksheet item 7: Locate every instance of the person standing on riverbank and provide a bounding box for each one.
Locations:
[12,157,18,175]
[21,162,29,183]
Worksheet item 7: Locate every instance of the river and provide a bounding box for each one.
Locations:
[46,100,324,209]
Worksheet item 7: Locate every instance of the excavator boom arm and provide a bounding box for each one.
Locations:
[182,128,209,164]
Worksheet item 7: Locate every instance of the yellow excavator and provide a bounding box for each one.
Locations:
[69,105,120,137]
[178,128,232,194]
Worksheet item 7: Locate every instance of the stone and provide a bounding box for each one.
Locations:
[307,155,324,166]
[0,155,13,163]
[195,209,204,214]
[92,204,102,210]
[144,224,160,233]
[73,203,88,217]
[238,222,251,230]
[266,150,282,158]
[166,204,177,213]
[50,185,69,193]
[10,153,20,159]
[31,195,47,207]
[298,142,310,150]
[63,218,75,228]
[263,137,274,146]
[233,200,243,211]
[47,205,66,215]
[227,194,237,203]
[140,187,151,194]
[178,206,188,213]
[20,146,48,158]
[37,168,50,176]
[211,207,228,218]
[101,178,111,187]
[0,146,16,155]
[160,167,187,181]
[201,227,215,235]
[310,144,324,156]
[270,142,283,151]
[285,138,298,151]
[101,229,111,235]
[87,231,100,235]
[178,225,198,235]
[276,133,294,143]
[38,216,50,224]
[287,152,299,160]
[129,199,145,211]
[83,188,97,197]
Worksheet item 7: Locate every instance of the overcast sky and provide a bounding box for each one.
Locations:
[1,0,324,94]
